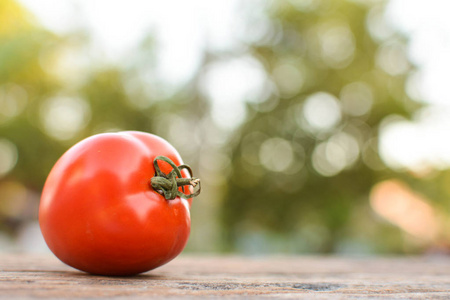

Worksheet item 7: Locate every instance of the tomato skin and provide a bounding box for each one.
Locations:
[39,131,192,276]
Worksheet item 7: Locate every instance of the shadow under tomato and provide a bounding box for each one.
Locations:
[66,270,168,281]
[16,269,168,281]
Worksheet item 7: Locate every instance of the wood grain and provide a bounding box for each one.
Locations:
[1,254,450,298]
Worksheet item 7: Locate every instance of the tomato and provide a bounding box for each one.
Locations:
[39,131,200,276]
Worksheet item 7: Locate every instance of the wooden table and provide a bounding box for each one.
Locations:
[1,254,450,299]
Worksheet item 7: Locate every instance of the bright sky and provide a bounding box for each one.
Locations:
[17,0,450,172]
[18,0,242,84]
[382,0,450,172]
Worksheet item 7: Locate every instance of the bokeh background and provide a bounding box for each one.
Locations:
[1,0,450,255]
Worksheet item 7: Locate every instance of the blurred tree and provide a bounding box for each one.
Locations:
[0,0,67,192]
[219,0,422,253]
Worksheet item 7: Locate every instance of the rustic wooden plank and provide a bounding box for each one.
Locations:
[1,254,450,298]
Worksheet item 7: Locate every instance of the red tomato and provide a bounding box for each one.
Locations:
[39,131,200,276]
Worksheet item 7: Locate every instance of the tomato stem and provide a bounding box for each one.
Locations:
[150,156,201,200]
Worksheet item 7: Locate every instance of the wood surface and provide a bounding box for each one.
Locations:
[1,254,450,299]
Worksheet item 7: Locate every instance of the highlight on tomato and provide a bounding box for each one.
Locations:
[39,131,201,276]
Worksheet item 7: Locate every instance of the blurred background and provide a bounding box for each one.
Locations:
[1,0,450,255]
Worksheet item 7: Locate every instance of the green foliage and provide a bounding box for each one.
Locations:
[219,0,421,253]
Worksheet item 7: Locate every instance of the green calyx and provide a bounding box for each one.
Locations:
[150,155,201,200]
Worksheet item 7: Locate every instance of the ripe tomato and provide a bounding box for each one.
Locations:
[39,131,200,276]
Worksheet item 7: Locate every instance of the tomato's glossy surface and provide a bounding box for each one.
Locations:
[39,131,192,276]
